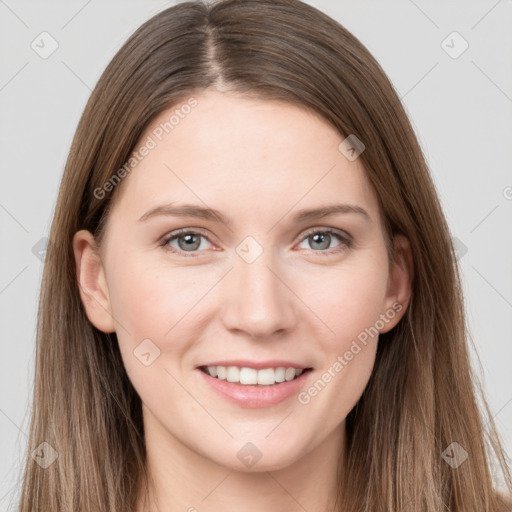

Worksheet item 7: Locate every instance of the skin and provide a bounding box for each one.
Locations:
[73,88,413,512]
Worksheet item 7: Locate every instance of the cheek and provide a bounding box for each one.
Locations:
[106,260,198,403]
[297,256,389,343]
[105,254,224,368]
[294,255,388,401]
[107,249,205,328]
[293,266,386,425]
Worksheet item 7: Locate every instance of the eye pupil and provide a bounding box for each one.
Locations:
[178,234,201,251]
[310,233,331,250]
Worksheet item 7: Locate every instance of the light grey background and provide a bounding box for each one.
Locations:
[1,0,511,509]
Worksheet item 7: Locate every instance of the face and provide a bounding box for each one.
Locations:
[74,89,412,472]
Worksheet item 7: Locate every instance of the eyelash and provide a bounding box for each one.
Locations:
[160,228,353,258]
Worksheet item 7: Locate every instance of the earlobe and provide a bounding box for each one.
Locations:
[72,229,115,333]
[380,234,414,334]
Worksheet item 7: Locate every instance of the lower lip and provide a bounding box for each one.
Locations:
[196,368,312,408]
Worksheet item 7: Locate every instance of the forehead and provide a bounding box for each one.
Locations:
[109,90,381,227]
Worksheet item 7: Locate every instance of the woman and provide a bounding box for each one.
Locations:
[18,0,512,511]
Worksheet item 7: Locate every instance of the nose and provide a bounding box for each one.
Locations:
[220,249,298,339]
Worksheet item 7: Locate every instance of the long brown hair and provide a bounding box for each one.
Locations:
[17,1,512,510]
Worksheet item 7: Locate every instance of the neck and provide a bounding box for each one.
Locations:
[136,408,346,512]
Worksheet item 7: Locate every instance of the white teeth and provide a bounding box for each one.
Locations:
[285,367,296,381]
[226,366,240,383]
[203,365,307,385]
[274,367,285,383]
[239,367,258,385]
[257,368,275,385]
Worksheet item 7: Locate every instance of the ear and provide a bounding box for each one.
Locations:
[72,229,115,333]
[379,233,414,333]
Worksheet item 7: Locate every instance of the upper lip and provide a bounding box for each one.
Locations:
[197,360,312,370]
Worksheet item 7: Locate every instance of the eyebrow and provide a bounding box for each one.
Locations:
[138,202,371,224]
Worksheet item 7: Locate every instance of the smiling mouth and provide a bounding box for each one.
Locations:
[199,365,313,386]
